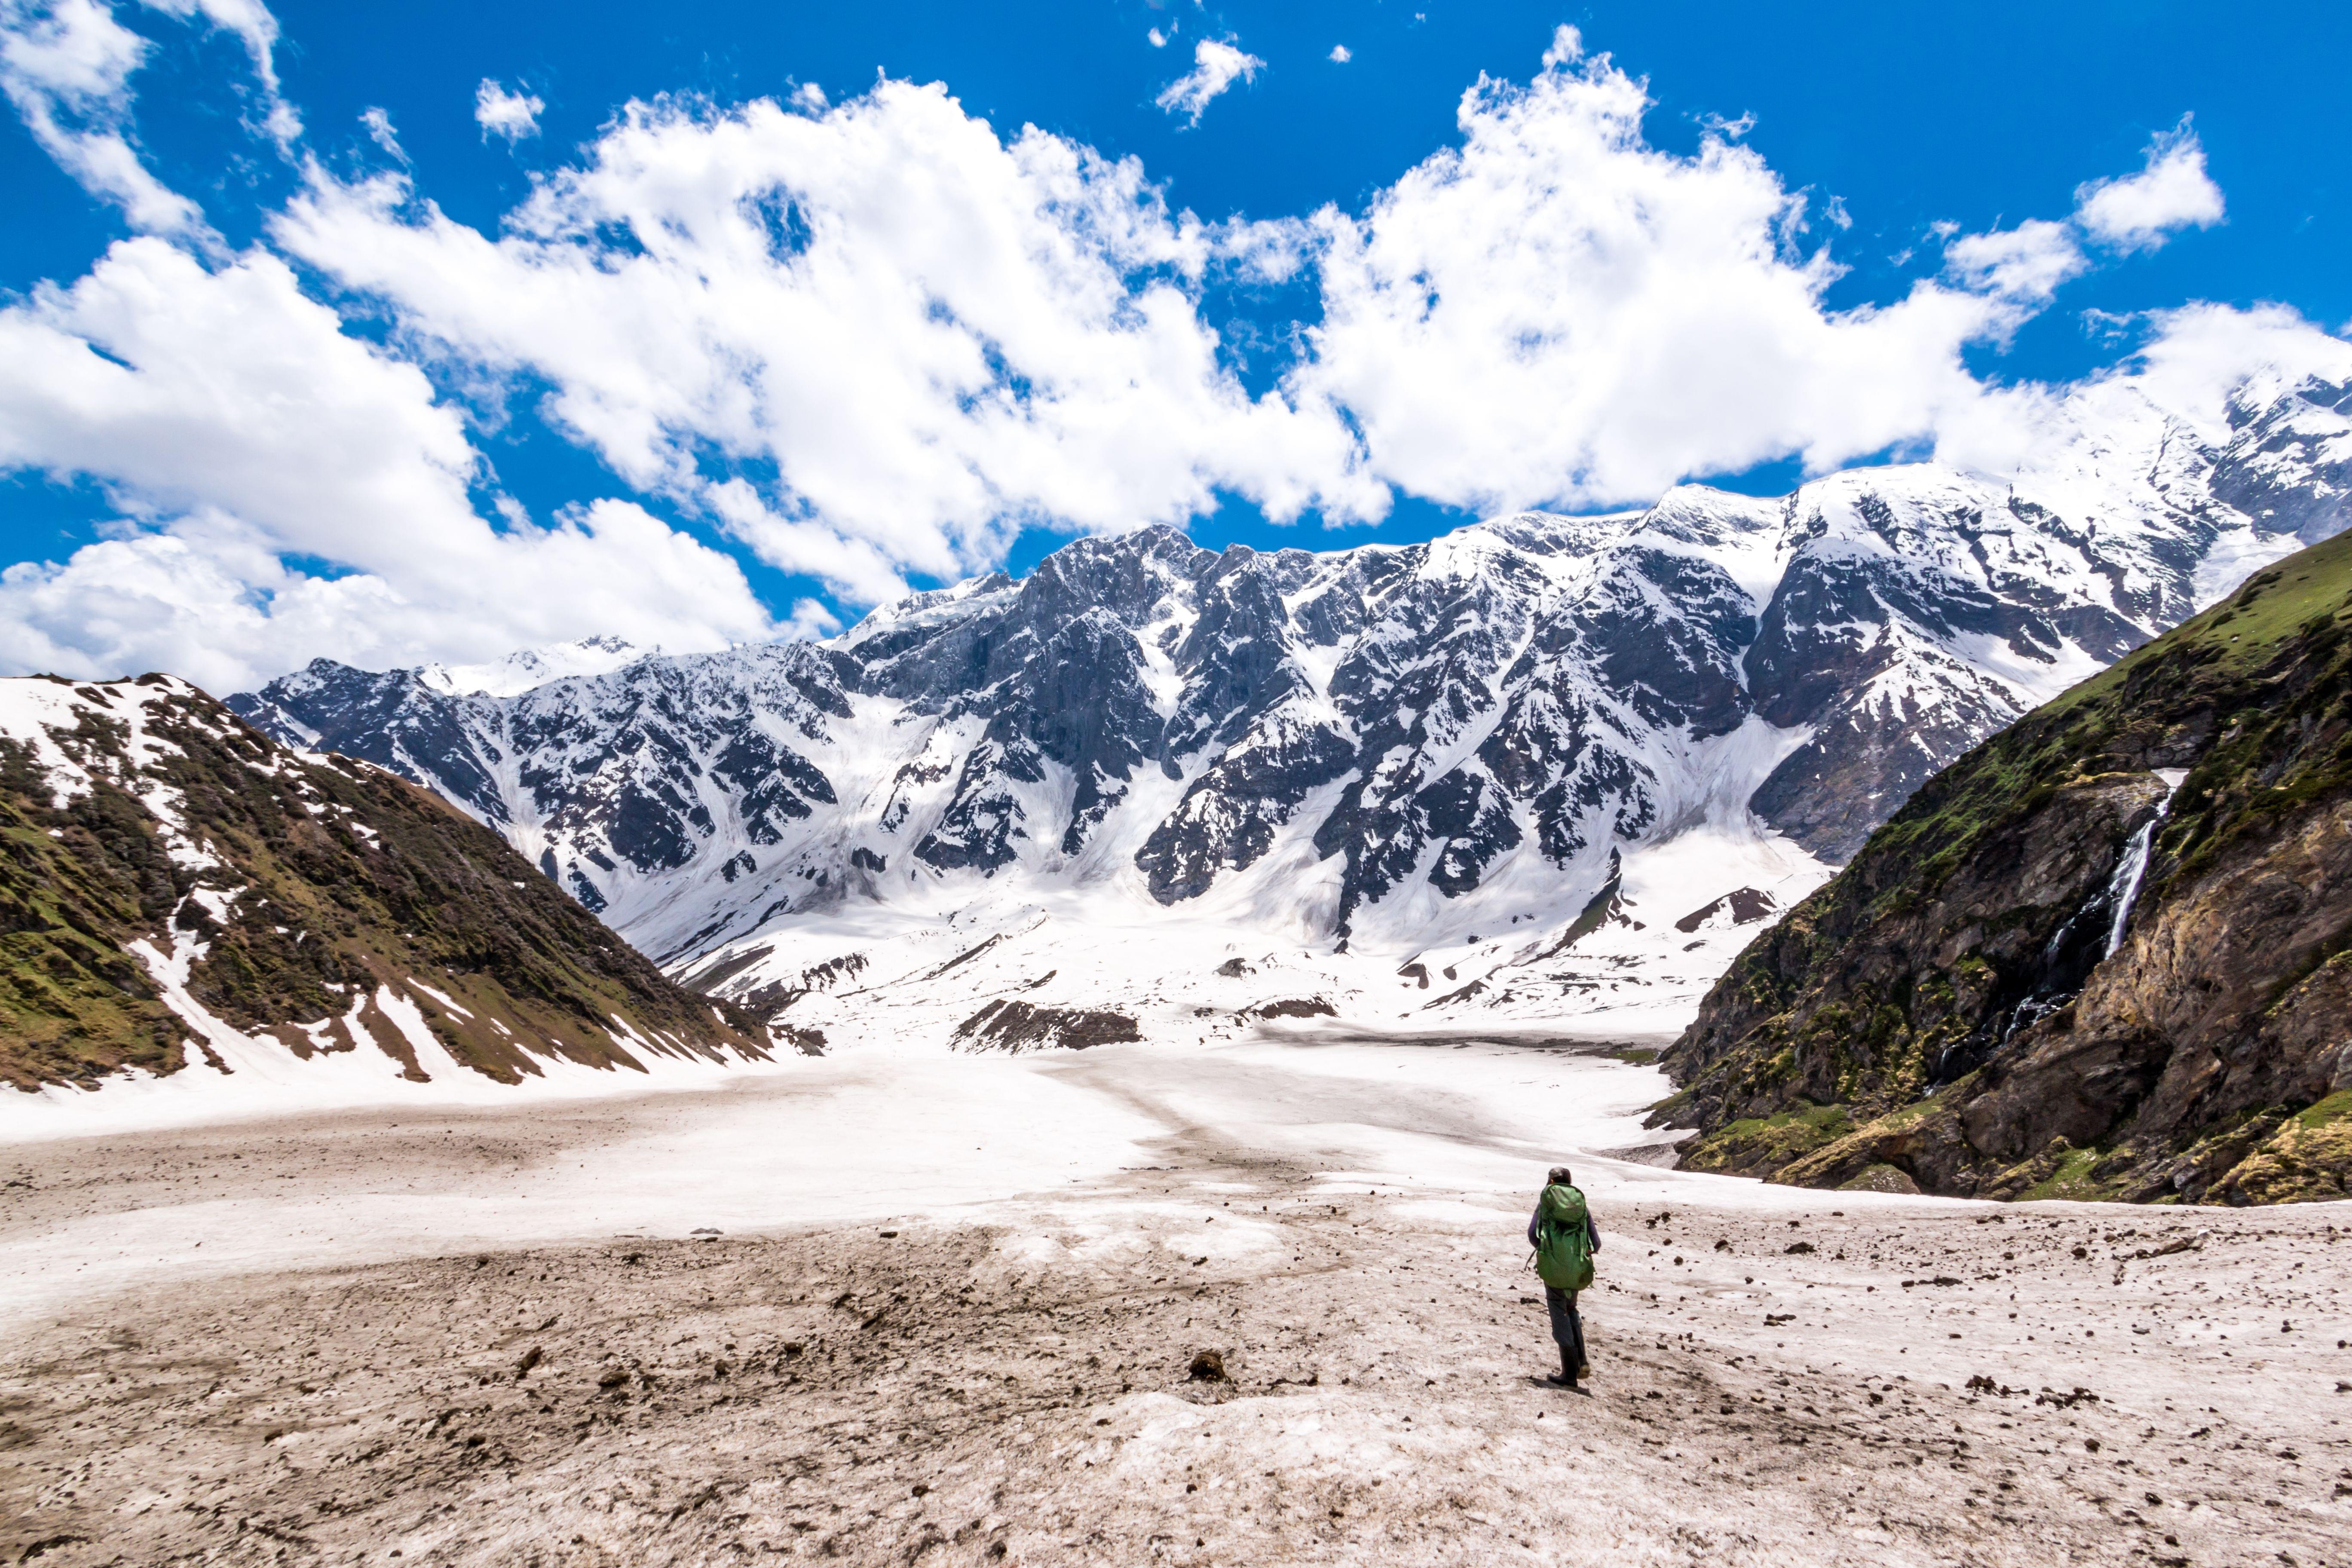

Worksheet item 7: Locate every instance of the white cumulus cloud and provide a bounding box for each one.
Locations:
[0,239,777,690]
[1328,44,1350,64]
[0,19,2340,694]
[1942,218,2085,303]
[474,77,542,141]
[2115,302,2352,437]
[271,83,1375,601]
[2073,119,2224,251]
[1288,45,2029,514]
[1155,38,1261,126]
[1928,300,2352,486]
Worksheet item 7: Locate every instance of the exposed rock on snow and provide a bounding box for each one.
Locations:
[953,1000,1142,1053]
[230,379,2346,1006]
[1674,887,1777,932]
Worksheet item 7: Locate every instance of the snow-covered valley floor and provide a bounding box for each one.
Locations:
[3,1031,2346,1567]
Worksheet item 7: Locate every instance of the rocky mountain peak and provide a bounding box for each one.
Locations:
[228,374,2347,971]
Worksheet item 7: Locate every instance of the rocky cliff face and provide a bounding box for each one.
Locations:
[1656,528,2352,1205]
[226,376,2350,971]
[0,676,766,1093]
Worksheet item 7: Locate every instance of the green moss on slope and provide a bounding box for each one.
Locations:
[0,737,184,1086]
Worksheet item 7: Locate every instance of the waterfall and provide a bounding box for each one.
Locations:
[2103,768,2187,958]
[1953,767,2194,1078]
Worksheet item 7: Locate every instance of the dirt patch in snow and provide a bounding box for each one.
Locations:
[1240,998,1338,1021]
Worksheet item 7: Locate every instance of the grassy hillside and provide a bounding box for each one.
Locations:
[1656,530,2352,1203]
[0,676,767,1092]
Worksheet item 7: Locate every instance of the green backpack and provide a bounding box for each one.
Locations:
[1534,1183,1595,1292]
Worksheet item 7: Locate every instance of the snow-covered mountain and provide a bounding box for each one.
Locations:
[419,634,655,698]
[228,372,2352,1046]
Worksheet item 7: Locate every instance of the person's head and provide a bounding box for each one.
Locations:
[1548,1165,1572,1187]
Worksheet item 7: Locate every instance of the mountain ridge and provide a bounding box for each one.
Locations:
[0,675,770,1095]
[229,374,2347,981]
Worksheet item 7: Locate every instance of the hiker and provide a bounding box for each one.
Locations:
[1527,1165,1599,1390]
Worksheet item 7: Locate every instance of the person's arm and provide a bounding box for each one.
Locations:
[1586,1214,1600,1252]
[1527,1206,1543,1249]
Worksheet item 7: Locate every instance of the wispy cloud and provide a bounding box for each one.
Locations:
[475,77,542,142]
[0,0,298,232]
[145,0,296,139]
[1155,37,1261,126]
[0,0,200,231]
[359,104,403,159]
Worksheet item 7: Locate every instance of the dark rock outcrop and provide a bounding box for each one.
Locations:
[951,1000,1141,1053]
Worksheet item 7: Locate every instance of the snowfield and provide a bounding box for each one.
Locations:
[0,1031,1666,1327]
[4,1028,2346,1567]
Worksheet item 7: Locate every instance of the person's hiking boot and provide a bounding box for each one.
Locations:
[1544,1371,1579,1389]
[1577,1363,1591,1380]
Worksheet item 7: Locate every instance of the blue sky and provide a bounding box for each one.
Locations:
[0,0,2346,689]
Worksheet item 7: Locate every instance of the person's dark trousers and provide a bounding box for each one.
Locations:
[1545,1286,1586,1375]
